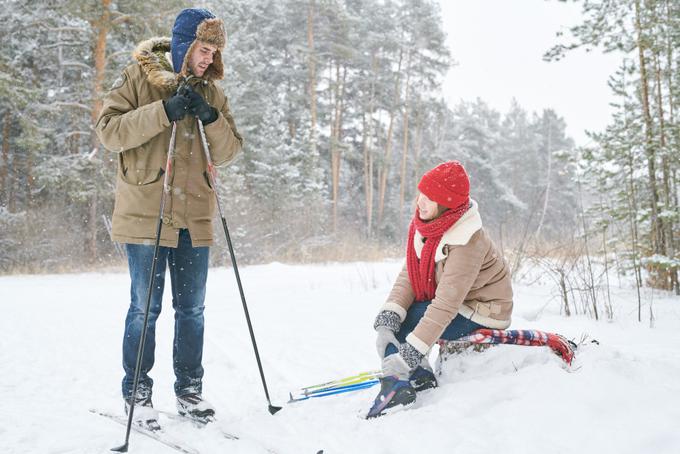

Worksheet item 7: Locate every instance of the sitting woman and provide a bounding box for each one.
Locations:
[368,161,513,418]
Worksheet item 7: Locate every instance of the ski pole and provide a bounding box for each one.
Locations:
[300,370,381,392]
[290,381,379,402]
[289,380,380,402]
[196,118,282,415]
[112,122,178,452]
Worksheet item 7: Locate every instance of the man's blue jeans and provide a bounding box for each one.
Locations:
[122,229,209,399]
[385,300,483,357]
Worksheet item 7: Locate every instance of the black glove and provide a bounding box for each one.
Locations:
[185,86,219,125]
[163,90,191,122]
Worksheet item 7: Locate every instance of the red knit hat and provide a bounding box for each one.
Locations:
[417,161,470,209]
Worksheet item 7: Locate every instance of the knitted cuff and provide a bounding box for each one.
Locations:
[398,342,424,370]
[373,310,401,333]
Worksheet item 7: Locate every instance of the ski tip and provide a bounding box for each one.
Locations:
[268,404,283,415]
[110,443,129,452]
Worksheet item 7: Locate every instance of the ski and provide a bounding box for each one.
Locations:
[90,408,199,454]
[157,410,239,440]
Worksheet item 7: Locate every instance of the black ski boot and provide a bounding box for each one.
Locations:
[409,365,438,392]
[366,375,416,419]
[125,395,161,431]
[176,393,216,423]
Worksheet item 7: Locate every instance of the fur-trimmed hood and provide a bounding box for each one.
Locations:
[132,37,223,90]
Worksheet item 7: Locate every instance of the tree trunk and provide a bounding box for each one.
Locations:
[663,0,679,293]
[535,115,553,240]
[377,48,403,227]
[91,0,110,130]
[26,148,34,208]
[576,175,598,320]
[307,0,317,157]
[653,50,678,292]
[87,0,112,263]
[627,149,644,322]
[398,52,412,237]
[362,53,378,237]
[412,98,423,186]
[365,120,375,238]
[330,62,347,233]
[331,62,339,233]
[665,0,676,123]
[89,190,98,264]
[8,120,17,213]
[286,48,296,141]
[634,0,664,255]
[1,111,9,209]
[621,58,644,319]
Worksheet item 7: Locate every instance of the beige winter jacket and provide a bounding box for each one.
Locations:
[95,38,242,247]
[381,201,513,355]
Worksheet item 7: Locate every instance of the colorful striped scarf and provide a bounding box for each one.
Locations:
[440,328,576,365]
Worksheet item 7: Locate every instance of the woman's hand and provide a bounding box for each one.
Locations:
[375,327,400,359]
[374,309,402,359]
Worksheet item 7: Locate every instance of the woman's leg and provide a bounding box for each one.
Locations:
[385,301,483,356]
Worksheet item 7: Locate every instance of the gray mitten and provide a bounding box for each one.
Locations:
[374,310,401,359]
[381,352,411,380]
[382,342,425,380]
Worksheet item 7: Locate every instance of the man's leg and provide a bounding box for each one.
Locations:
[168,229,209,397]
[122,243,168,400]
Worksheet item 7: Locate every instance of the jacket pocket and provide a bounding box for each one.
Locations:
[120,167,164,186]
[113,168,165,238]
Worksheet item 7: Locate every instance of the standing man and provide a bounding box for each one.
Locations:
[96,8,242,429]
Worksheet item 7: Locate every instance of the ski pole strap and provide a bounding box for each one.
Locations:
[441,329,576,365]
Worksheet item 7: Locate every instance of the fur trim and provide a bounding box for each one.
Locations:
[178,18,225,80]
[179,40,224,81]
[196,18,226,49]
[133,33,224,89]
[405,333,431,356]
[133,37,179,90]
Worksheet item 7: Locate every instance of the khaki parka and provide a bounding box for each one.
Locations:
[95,38,242,248]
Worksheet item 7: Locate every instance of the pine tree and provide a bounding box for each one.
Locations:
[547,0,679,292]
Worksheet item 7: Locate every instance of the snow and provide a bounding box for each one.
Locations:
[2,261,679,454]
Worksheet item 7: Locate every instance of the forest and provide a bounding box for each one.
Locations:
[0,0,677,300]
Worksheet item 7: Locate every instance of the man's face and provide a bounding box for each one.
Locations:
[188,41,218,77]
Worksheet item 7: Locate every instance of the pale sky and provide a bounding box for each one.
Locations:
[438,0,624,145]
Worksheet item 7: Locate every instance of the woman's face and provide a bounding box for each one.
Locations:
[417,193,439,221]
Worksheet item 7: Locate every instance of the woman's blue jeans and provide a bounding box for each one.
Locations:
[122,229,209,399]
[385,300,483,357]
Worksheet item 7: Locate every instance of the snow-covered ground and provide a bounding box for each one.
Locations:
[2,260,679,454]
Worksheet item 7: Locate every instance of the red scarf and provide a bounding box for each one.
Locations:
[407,202,469,301]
